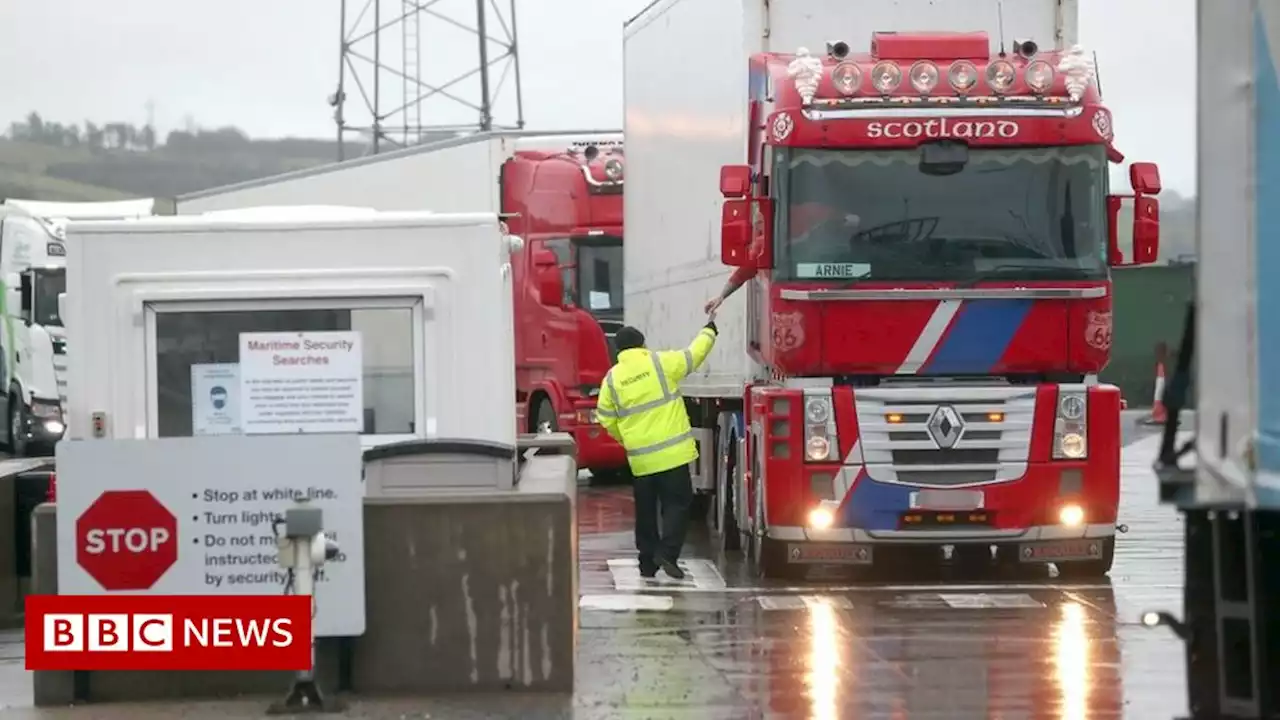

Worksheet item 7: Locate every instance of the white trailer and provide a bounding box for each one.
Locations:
[174,130,622,214]
[622,0,1077,398]
[64,210,517,450]
[1147,4,1280,715]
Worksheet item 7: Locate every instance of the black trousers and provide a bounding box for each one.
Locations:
[632,464,693,570]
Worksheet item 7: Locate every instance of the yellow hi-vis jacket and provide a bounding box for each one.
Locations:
[596,326,718,477]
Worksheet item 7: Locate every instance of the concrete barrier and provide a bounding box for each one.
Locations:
[0,459,55,629]
[30,435,577,706]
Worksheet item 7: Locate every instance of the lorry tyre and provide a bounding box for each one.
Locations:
[750,484,801,581]
[717,430,742,552]
[8,393,28,458]
[1056,537,1116,580]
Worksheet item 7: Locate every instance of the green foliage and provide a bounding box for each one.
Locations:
[0,111,368,201]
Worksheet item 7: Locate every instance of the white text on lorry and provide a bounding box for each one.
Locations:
[865,119,1020,140]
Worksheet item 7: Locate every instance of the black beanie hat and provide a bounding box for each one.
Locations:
[615,326,645,351]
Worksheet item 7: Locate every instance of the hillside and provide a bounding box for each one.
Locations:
[0,112,465,202]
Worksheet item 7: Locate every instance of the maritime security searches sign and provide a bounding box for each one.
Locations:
[865,118,1021,140]
[238,331,364,435]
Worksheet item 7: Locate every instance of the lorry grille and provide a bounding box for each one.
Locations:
[853,385,1036,489]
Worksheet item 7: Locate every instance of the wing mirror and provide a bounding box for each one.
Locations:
[532,248,564,307]
[1107,162,1162,266]
[720,198,774,270]
[719,165,751,199]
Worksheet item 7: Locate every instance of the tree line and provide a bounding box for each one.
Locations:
[6,111,260,155]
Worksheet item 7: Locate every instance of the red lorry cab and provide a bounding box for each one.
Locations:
[503,137,629,477]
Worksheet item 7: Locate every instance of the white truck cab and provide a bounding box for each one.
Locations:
[0,198,161,455]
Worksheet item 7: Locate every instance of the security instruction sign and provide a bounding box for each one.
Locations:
[55,434,366,636]
[238,331,363,435]
[191,363,241,436]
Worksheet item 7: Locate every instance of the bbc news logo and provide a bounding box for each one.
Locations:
[26,595,312,671]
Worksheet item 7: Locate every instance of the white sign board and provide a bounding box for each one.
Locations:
[191,363,241,435]
[238,331,363,435]
[55,435,366,636]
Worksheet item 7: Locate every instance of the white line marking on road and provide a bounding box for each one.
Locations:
[937,592,1045,609]
[607,558,728,591]
[756,595,855,610]
[594,577,1144,595]
[579,594,674,611]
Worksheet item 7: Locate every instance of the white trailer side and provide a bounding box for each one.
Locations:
[174,130,622,214]
[1194,0,1280,508]
[622,0,1075,398]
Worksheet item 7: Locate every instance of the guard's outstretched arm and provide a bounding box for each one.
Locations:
[662,320,718,384]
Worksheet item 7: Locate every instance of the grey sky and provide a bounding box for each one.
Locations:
[0,0,1193,194]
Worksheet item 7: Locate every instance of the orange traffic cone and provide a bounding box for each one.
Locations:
[1143,342,1168,425]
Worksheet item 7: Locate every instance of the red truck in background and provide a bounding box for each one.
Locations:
[624,0,1163,578]
[174,130,629,480]
[506,137,630,480]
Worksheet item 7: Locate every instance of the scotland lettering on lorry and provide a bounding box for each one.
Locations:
[625,0,1163,580]
[865,119,1020,139]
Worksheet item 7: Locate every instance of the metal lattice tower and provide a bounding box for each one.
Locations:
[330,0,525,160]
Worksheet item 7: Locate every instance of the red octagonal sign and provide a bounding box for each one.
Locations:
[76,490,179,591]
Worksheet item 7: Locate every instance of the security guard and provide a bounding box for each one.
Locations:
[596,320,717,580]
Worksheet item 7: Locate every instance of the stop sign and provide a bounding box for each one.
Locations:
[76,490,178,591]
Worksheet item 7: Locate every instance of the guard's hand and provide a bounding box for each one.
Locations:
[703,296,723,315]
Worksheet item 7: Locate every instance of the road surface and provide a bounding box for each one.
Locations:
[0,412,1191,718]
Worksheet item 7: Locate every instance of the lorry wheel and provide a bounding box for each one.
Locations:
[8,394,27,458]
[533,399,557,434]
[1056,538,1116,580]
[717,433,742,552]
[689,493,711,524]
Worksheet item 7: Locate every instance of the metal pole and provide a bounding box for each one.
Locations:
[336,0,348,161]
[372,0,382,153]
[295,539,316,684]
[508,0,525,129]
[476,0,492,131]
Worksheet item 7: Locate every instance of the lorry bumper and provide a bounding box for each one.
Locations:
[763,460,1118,567]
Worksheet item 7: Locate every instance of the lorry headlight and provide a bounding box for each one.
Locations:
[1059,394,1085,420]
[1058,432,1086,458]
[1052,390,1088,460]
[807,506,835,530]
[804,397,830,423]
[30,399,61,421]
[802,389,838,462]
[805,435,831,461]
[1058,503,1084,526]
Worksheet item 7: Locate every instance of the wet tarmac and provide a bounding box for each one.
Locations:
[1,411,1192,718]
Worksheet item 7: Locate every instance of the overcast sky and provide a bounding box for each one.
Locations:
[0,0,1194,194]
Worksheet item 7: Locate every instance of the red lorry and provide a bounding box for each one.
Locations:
[175,131,629,479]
[625,1,1162,577]
[506,137,629,479]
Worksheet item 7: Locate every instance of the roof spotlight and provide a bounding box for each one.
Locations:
[1016,39,1039,58]
[827,41,850,60]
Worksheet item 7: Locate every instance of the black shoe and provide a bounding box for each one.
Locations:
[657,557,685,580]
[639,564,658,579]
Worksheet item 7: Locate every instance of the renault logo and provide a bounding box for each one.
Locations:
[926,405,964,449]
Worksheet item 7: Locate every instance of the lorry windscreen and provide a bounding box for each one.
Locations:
[772,145,1109,283]
[545,236,624,321]
[32,268,65,327]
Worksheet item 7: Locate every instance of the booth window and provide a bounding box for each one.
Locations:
[151,304,417,438]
